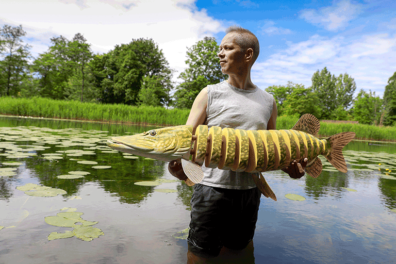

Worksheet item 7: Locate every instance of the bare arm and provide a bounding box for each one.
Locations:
[267,99,277,130]
[186,87,208,133]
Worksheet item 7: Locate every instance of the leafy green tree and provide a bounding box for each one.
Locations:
[383,72,396,126]
[173,37,227,109]
[335,73,356,109]
[32,34,93,101]
[353,89,382,125]
[66,33,93,101]
[311,67,356,119]
[311,67,337,119]
[0,24,31,96]
[265,82,294,116]
[137,75,171,107]
[90,38,172,105]
[281,84,322,118]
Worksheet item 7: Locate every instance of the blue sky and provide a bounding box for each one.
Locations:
[1,0,395,97]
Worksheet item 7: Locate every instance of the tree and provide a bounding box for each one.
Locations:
[90,38,173,106]
[335,73,356,109]
[265,82,294,116]
[311,67,337,119]
[281,84,322,118]
[0,24,31,96]
[173,37,227,109]
[383,72,396,126]
[32,34,93,101]
[67,33,93,102]
[311,67,356,119]
[353,89,382,125]
[137,75,171,107]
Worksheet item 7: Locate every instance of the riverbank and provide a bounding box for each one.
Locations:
[1,97,395,142]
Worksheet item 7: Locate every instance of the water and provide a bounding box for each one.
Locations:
[1,117,396,264]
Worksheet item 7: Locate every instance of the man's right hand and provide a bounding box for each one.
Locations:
[168,159,188,181]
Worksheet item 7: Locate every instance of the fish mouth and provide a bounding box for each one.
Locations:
[107,139,154,152]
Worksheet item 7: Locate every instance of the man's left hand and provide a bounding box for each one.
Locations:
[282,158,308,179]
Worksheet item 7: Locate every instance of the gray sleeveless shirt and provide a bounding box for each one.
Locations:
[201,80,275,189]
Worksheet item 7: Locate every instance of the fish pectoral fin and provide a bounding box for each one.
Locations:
[181,159,203,184]
[252,173,277,201]
[306,157,322,178]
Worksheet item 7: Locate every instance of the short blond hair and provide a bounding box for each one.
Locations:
[225,26,260,64]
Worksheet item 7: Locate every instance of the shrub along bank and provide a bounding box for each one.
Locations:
[0,97,395,141]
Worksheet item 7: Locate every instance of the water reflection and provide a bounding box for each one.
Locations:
[1,116,396,263]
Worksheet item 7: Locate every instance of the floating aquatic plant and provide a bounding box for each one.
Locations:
[16,183,67,197]
[68,171,90,175]
[57,175,84,179]
[77,161,98,165]
[92,166,111,169]
[45,210,104,241]
[173,228,189,240]
[134,181,160,186]
[341,187,357,192]
[285,193,306,201]
[155,189,178,193]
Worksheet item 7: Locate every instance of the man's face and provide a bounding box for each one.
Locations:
[218,32,246,75]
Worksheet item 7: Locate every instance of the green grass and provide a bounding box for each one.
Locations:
[275,115,396,141]
[1,97,395,141]
[0,97,189,126]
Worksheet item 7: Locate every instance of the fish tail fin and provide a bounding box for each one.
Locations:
[325,132,356,173]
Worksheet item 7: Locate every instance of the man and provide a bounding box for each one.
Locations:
[169,26,307,262]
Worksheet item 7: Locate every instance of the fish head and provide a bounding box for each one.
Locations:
[106,125,193,162]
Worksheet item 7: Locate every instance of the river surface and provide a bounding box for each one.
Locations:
[0,116,396,264]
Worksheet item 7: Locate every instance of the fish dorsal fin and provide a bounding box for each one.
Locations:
[292,114,320,137]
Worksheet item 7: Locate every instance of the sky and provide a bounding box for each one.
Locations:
[1,0,395,97]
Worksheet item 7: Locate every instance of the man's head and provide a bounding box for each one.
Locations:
[218,26,260,75]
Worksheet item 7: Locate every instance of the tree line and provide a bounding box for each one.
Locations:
[1,24,395,126]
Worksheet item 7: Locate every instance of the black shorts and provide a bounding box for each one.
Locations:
[187,184,261,258]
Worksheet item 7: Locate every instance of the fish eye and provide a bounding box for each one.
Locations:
[149,130,156,136]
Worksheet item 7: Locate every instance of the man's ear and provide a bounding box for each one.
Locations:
[245,48,254,61]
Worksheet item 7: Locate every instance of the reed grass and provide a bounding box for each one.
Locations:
[0,97,395,141]
[0,97,189,126]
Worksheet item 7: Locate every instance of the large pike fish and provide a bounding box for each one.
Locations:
[107,114,355,201]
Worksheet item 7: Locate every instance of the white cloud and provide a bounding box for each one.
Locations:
[299,0,363,31]
[261,20,292,36]
[252,33,396,97]
[0,0,225,83]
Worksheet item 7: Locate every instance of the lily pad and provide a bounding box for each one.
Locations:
[285,193,306,201]
[144,158,155,160]
[68,171,90,175]
[48,230,74,241]
[0,226,4,230]
[57,175,84,179]
[72,226,104,241]
[17,183,66,197]
[92,166,111,169]
[45,212,97,228]
[61,207,77,212]
[2,162,23,166]
[134,181,160,186]
[77,161,98,165]
[0,171,17,177]
[341,187,357,192]
[155,189,178,193]
[124,156,139,159]
[173,228,189,240]
[156,179,179,183]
